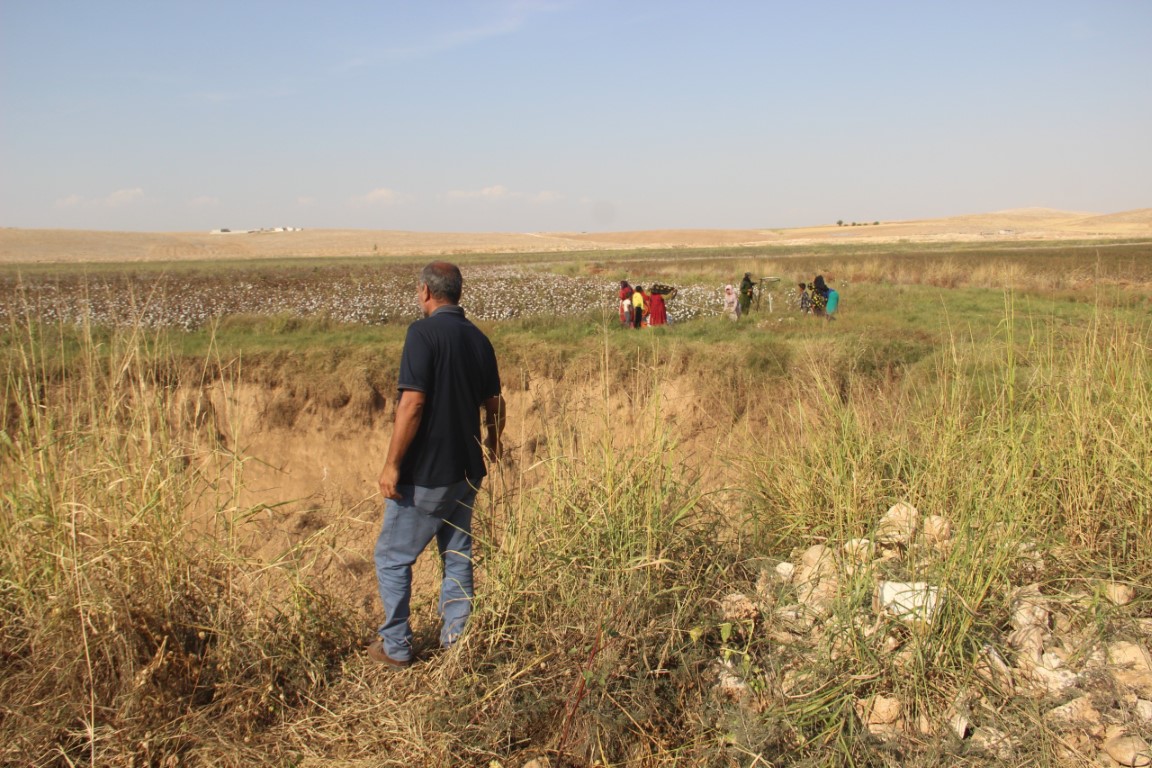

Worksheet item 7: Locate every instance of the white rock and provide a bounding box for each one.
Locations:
[840,539,875,577]
[1135,699,1152,725]
[878,547,901,562]
[854,698,906,740]
[1109,641,1152,696]
[1103,728,1151,767]
[1017,651,1081,696]
[1103,581,1137,606]
[774,561,797,583]
[754,569,776,605]
[975,643,1016,694]
[866,721,904,740]
[842,538,874,562]
[1029,665,1080,696]
[1010,584,1050,632]
[874,581,941,624]
[948,710,970,739]
[796,577,838,617]
[715,660,748,698]
[876,502,919,545]
[794,544,839,616]
[1055,731,1095,763]
[798,543,834,571]
[921,515,953,547]
[1044,695,1104,738]
[1009,624,1046,661]
[855,694,903,724]
[775,604,816,634]
[1007,585,1050,660]
[1084,646,1110,670]
[945,691,974,739]
[971,727,1016,761]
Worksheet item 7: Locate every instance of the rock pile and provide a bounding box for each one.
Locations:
[714,502,1150,764]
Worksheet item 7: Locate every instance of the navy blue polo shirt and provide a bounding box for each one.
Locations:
[396,305,501,487]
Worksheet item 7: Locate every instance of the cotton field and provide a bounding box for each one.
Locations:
[0,265,720,330]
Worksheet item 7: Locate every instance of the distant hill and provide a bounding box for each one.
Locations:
[1072,208,1152,226]
[987,207,1096,219]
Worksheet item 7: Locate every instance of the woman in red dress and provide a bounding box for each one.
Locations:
[647,290,667,326]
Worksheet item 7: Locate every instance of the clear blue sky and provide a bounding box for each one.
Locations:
[2,1,1149,232]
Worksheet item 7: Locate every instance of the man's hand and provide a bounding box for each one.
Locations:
[378,463,402,500]
[377,389,425,501]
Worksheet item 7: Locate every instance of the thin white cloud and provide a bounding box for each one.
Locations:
[105,188,143,207]
[297,196,317,206]
[530,190,563,203]
[448,184,514,200]
[189,195,219,207]
[338,1,569,69]
[55,188,144,209]
[351,187,402,207]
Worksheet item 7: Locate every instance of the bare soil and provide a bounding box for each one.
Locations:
[184,368,737,639]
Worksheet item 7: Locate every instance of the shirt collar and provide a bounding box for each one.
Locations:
[429,304,464,318]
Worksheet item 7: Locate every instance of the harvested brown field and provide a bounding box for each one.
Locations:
[3,207,1150,263]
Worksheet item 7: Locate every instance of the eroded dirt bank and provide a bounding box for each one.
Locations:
[181,368,747,619]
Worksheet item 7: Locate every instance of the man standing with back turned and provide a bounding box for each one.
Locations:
[370,261,505,668]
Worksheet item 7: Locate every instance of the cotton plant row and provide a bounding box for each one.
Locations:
[0,267,720,330]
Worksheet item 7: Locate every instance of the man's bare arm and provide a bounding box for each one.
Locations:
[483,394,506,462]
[378,389,425,499]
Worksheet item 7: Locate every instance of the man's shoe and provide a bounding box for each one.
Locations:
[367,639,412,668]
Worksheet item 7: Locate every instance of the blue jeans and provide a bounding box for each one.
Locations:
[373,479,479,662]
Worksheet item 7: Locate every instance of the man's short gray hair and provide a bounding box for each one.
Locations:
[420,261,463,303]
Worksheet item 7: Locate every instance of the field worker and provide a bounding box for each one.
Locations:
[811,275,830,317]
[722,284,740,321]
[647,289,668,326]
[618,281,634,327]
[825,284,839,321]
[370,261,505,668]
[739,272,755,315]
[631,284,647,328]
